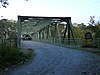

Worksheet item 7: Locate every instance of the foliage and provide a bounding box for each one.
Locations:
[0,19,34,71]
[87,16,100,38]
[0,0,29,8]
[0,43,33,70]
[0,0,9,8]
[95,24,100,38]
[0,19,17,44]
[73,23,90,39]
[73,17,100,48]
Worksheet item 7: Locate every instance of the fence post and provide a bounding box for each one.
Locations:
[98,38,100,48]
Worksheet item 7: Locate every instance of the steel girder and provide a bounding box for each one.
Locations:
[17,16,76,48]
[21,19,51,34]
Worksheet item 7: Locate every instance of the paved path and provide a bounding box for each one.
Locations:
[5,41,100,75]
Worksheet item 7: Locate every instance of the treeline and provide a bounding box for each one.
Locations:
[0,19,16,44]
[73,22,100,39]
[73,16,100,48]
[0,19,33,72]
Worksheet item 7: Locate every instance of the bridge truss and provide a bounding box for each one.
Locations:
[17,16,79,48]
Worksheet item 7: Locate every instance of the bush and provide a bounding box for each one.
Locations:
[0,44,33,70]
[82,39,95,48]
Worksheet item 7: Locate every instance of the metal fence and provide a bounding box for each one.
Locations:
[32,38,82,48]
[32,38,100,48]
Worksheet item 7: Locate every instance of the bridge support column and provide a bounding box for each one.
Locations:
[42,28,46,40]
[37,32,39,41]
[67,19,71,45]
[17,17,21,48]
[63,18,76,46]
[47,25,51,39]
[56,23,61,44]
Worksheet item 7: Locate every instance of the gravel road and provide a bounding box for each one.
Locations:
[4,41,100,75]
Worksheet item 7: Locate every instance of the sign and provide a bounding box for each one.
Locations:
[85,32,92,39]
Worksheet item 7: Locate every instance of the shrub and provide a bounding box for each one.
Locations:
[0,44,33,70]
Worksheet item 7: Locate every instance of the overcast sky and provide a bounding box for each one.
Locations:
[0,0,100,24]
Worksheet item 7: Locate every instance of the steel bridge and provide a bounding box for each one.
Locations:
[17,16,81,48]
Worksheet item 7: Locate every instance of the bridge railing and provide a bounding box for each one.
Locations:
[33,38,82,48]
[32,38,100,48]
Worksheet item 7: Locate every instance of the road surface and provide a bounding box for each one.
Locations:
[4,41,100,75]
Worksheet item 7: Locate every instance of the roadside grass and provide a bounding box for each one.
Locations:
[0,44,35,73]
[73,47,100,55]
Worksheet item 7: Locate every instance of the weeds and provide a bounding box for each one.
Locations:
[0,43,33,71]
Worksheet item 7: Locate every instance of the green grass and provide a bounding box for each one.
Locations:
[0,44,34,72]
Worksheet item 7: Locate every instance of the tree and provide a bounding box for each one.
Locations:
[0,0,28,8]
[77,23,87,30]
[87,16,100,38]
[95,22,100,38]
[74,24,89,39]
[0,19,16,41]
[89,16,95,26]
[0,0,9,8]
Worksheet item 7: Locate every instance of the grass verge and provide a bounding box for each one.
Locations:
[0,45,35,74]
[72,47,100,56]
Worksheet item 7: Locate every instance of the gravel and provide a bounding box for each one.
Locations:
[4,41,100,75]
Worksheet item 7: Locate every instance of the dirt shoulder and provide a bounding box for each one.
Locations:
[73,47,100,56]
